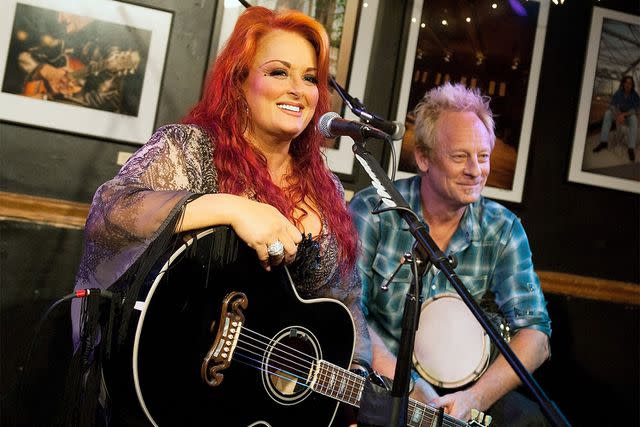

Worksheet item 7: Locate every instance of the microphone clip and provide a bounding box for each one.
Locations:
[380,252,414,292]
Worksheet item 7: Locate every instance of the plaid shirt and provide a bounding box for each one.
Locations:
[349,176,551,357]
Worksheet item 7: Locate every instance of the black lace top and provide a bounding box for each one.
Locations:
[72,124,370,364]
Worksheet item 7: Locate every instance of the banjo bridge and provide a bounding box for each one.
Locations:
[200,291,247,387]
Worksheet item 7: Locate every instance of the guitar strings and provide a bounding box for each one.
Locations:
[239,325,370,399]
[230,348,368,407]
[229,347,463,427]
[225,327,465,427]
[234,326,369,399]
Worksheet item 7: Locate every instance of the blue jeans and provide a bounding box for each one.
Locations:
[600,110,638,149]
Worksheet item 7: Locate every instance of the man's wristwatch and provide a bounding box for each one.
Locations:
[349,358,372,378]
[350,365,370,378]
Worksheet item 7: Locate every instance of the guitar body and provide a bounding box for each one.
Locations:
[104,226,355,427]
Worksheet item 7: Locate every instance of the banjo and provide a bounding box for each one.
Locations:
[413,293,511,389]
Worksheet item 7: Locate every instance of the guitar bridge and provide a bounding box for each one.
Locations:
[200,291,247,387]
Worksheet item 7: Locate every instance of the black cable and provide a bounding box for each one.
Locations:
[1,289,112,405]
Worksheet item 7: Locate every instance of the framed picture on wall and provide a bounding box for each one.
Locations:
[211,0,378,179]
[568,7,640,194]
[391,0,549,203]
[0,0,172,144]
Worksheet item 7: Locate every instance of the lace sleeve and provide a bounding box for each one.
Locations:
[75,124,217,291]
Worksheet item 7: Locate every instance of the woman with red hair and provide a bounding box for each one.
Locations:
[70,6,370,426]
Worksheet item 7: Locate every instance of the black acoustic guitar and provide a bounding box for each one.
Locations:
[104,226,488,427]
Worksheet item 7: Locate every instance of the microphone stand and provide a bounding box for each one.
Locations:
[329,75,362,117]
[330,76,401,138]
[387,245,429,427]
[350,135,571,427]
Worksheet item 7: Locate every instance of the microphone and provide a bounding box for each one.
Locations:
[318,112,390,141]
[356,111,406,140]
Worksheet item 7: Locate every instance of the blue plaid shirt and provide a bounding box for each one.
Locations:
[349,176,551,357]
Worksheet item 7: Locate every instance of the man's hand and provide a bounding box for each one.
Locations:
[410,377,439,403]
[430,388,482,421]
[37,63,85,95]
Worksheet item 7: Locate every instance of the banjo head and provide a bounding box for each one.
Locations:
[413,293,491,389]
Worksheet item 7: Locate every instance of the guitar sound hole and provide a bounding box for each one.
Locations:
[262,326,320,404]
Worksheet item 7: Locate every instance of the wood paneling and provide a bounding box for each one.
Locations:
[0,191,88,229]
[1,191,638,304]
[539,270,639,305]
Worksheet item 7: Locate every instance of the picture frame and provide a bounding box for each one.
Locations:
[568,6,640,194]
[0,0,172,144]
[211,0,378,178]
[391,0,550,203]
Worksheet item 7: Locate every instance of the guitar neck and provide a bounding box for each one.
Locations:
[69,60,105,79]
[312,360,468,426]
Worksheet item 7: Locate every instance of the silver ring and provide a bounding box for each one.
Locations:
[267,240,285,257]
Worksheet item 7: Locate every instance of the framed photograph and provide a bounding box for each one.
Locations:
[0,0,172,144]
[212,0,377,177]
[391,0,549,203]
[568,7,640,194]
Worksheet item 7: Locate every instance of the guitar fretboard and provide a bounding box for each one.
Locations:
[311,360,468,427]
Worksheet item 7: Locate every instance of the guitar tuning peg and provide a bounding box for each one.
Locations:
[470,408,479,420]
[484,414,492,426]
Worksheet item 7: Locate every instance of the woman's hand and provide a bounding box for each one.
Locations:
[180,194,302,271]
[229,198,302,270]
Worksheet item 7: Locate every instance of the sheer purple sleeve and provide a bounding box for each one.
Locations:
[72,124,217,346]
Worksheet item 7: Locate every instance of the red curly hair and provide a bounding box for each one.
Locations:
[182,6,357,269]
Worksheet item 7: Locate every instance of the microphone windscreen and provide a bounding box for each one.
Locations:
[391,121,406,140]
[318,112,340,138]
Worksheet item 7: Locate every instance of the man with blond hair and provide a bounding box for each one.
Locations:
[350,83,551,425]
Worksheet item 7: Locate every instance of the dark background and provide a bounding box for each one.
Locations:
[1,0,638,425]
